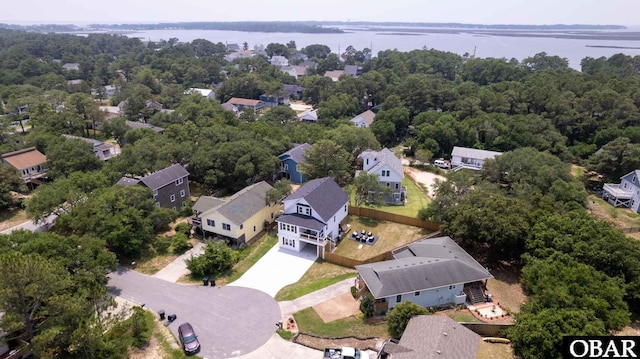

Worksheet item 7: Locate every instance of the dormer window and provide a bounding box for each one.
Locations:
[297,204,311,216]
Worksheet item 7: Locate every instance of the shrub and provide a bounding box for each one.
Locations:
[174,223,191,236]
[171,233,191,254]
[130,307,154,348]
[386,301,430,338]
[186,241,236,277]
[360,292,376,319]
[350,286,357,299]
[154,236,171,255]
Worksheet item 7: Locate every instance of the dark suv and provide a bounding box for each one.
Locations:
[178,322,201,354]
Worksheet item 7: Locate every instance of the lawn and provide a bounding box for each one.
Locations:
[275,260,357,301]
[485,265,526,315]
[333,216,432,261]
[294,307,389,339]
[350,177,429,218]
[0,207,28,232]
[437,310,481,323]
[476,341,514,359]
[588,194,640,229]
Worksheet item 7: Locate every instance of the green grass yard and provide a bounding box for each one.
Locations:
[349,177,429,218]
[275,260,357,301]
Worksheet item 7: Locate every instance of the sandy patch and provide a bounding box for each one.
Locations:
[403,166,446,198]
[289,101,313,113]
[314,292,361,323]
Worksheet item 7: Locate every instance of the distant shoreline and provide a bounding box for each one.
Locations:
[586,45,640,49]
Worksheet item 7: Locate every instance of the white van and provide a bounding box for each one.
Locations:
[433,159,449,169]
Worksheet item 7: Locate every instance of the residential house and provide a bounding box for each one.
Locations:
[1,147,47,184]
[602,170,640,212]
[260,94,290,108]
[276,177,349,257]
[283,84,305,100]
[227,43,240,52]
[62,62,80,71]
[117,99,164,117]
[116,163,190,210]
[92,85,118,99]
[280,66,298,79]
[125,120,165,134]
[270,55,289,67]
[220,102,240,116]
[185,88,216,99]
[378,316,480,359]
[324,70,345,82]
[358,148,406,204]
[278,143,311,184]
[225,97,264,112]
[300,60,317,69]
[450,146,502,171]
[297,108,318,123]
[224,50,256,62]
[350,110,376,128]
[99,106,121,120]
[355,236,493,314]
[62,134,120,161]
[189,181,278,247]
[290,52,308,62]
[344,64,363,77]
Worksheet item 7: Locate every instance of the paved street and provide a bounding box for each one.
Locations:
[0,214,57,234]
[107,268,280,359]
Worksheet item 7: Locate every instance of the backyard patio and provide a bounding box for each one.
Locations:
[333,216,433,261]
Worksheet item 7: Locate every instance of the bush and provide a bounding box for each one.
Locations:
[360,292,375,319]
[179,200,194,217]
[171,233,192,254]
[130,307,155,348]
[174,223,191,236]
[186,241,236,277]
[350,286,357,299]
[154,236,171,255]
[150,207,179,232]
[386,301,430,338]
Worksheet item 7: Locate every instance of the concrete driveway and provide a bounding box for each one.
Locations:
[107,268,280,359]
[228,245,317,297]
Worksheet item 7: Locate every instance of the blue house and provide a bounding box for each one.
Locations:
[278,143,311,184]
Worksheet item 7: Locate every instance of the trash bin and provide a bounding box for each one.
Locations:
[158,310,165,321]
[202,277,209,286]
[210,277,216,287]
[167,314,177,322]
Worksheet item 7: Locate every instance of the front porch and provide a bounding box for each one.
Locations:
[603,183,633,208]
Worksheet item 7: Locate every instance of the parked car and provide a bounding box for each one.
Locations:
[178,322,201,354]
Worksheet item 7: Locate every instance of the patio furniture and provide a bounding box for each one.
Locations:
[368,235,375,242]
[367,231,372,237]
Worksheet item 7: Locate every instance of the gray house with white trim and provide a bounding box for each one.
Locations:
[117,163,190,210]
[603,170,640,213]
[356,236,492,314]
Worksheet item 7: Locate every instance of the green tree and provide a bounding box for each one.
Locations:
[0,163,26,209]
[327,124,381,158]
[302,44,331,59]
[386,301,430,339]
[359,292,375,319]
[266,179,292,205]
[353,172,392,207]
[45,137,103,178]
[186,241,236,277]
[299,139,352,184]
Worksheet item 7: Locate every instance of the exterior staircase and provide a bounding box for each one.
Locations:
[465,283,485,305]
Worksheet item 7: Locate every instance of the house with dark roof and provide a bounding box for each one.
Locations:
[356,236,493,314]
[62,134,120,161]
[189,181,278,247]
[450,146,502,171]
[276,177,349,257]
[1,147,47,184]
[350,110,376,128]
[278,143,311,184]
[283,84,305,100]
[297,108,318,122]
[225,97,264,112]
[260,93,290,108]
[344,64,363,77]
[379,316,480,359]
[124,120,165,133]
[116,163,190,210]
[603,170,640,212]
[358,148,406,204]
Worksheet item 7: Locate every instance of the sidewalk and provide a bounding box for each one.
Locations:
[151,242,205,282]
[279,277,356,317]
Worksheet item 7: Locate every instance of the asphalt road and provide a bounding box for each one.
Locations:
[107,268,280,359]
[0,214,57,234]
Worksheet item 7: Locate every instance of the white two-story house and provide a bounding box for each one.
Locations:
[358,148,406,204]
[276,177,349,258]
[603,170,640,213]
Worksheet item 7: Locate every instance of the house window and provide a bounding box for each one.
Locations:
[271,213,274,219]
[284,163,289,171]
[395,183,399,189]
[170,194,176,202]
[222,223,231,231]
[334,215,336,222]
[634,176,637,182]
[253,225,256,232]
[240,224,243,230]
[175,178,184,186]
[396,295,401,302]
[181,201,185,207]
[155,202,160,208]
[153,189,158,197]
[297,205,311,216]
[172,206,176,211]
[207,219,215,227]
[415,292,420,296]
[366,158,369,165]
[180,189,186,197]
[345,205,347,212]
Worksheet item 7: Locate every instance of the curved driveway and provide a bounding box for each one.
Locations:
[107,268,280,359]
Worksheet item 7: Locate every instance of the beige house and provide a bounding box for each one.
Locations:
[190,181,279,247]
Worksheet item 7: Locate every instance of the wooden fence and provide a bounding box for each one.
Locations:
[348,205,440,230]
[323,251,392,268]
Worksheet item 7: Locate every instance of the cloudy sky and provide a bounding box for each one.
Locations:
[2,0,638,25]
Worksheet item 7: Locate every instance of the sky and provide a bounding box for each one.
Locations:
[1,0,638,26]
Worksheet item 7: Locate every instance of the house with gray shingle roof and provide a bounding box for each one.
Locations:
[379,315,480,359]
[277,177,349,257]
[189,181,278,247]
[117,163,189,210]
[450,146,502,171]
[62,134,120,161]
[278,143,311,184]
[356,236,492,314]
[350,110,376,128]
[358,148,406,204]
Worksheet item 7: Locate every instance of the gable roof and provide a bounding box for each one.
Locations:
[1,147,47,170]
[186,88,214,97]
[385,316,480,359]
[116,177,141,186]
[451,146,502,160]
[350,110,376,126]
[192,196,226,213]
[344,64,361,76]
[356,236,492,299]
[226,97,261,107]
[324,70,344,82]
[221,103,239,113]
[283,177,349,222]
[200,181,273,225]
[621,170,640,182]
[62,134,107,148]
[125,120,165,133]
[297,108,318,121]
[359,148,403,177]
[138,163,189,190]
[279,143,311,164]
